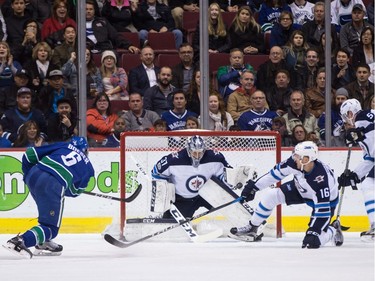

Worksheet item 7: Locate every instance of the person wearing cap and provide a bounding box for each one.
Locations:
[37,69,77,119]
[100,50,129,100]
[317,87,349,147]
[339,3,373,56]
[0,68,34,117]
[85,0,139,54]
[331,0,367,30]
[47,98,78,143]
[0,86,47,143]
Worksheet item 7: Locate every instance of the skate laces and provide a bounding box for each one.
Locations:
[235,224,254,234]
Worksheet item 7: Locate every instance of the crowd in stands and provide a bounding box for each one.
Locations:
[0,0,373,149]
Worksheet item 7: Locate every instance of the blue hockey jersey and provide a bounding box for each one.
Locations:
[152,148,231,198]
[237,109,278,131]
[161,110,198,131]
[22,142,95,197]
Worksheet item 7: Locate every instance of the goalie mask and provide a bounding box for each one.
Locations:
[292,141,318,171]
[186,136,206,168]
[340,98,362,126]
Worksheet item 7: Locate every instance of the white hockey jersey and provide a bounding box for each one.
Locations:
[354,109,375,179]
[255,156,338,231]
[152,149,231,198]
[289,1,315,26]
[331,0,367,26]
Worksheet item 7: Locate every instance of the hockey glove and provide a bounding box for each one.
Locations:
[345,127,365,145]
[302,228,321,249]
[241,180,259,202]
[338,170,360,190]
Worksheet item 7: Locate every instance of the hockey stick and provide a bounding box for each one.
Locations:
[169,203,223,242]
[83,184,142,203]
[333,144,352,231]
[104,196,243,248]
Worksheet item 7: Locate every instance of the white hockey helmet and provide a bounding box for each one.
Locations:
[293,141,318,169]
[340,98,362,125]
[186,135,206,168]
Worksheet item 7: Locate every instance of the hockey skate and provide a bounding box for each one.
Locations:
[3,235,33,259]
[331,220,344,246]
[34,240,63,256]
[360,224,374,243]
[228,221,263,242]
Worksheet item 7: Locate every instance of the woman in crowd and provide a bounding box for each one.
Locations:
[86,48,104,100]
[13,120,47,148]
[207,91,234,131]
[269,10,298,49]
[228,6,265,55]
[352,27,374,69]
[258,0,291,33]
[100,50,129,100]
[317,32,339,68]
[0,42,22,88]
[185,69,201,115]
[41,0,77,48]
[24,42,57,92]
[86,92,118,146]
[283,30,309,74]
[192,2,231,62]
[185,116,200,130]
[290,124,307,146]
[16,19,42,66]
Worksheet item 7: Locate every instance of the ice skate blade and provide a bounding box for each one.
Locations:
[2,244,33,259]
[227,232,263,242]
[33,249,63,256]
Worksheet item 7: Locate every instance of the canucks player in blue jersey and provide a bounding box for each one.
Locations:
[339,99,374,241]
[151,135,232,218]
[3,137,95,259]
[230,141,343,248]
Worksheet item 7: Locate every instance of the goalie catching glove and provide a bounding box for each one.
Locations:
[338,170,360,190]
[302,228,321,249]
[241,179,259,202]
[345,127,365,145]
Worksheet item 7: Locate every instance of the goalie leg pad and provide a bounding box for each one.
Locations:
[150,180,176,213]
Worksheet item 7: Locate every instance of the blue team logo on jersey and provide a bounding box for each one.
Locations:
[186,175,207,193]
[314,175,325,184]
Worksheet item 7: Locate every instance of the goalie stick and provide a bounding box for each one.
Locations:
[83,184,142,203]
[169,203,223,242]
[104,196,243,248]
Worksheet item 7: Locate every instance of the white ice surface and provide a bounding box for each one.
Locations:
[1,233,374,281]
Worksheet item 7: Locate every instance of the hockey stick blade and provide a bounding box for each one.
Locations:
[83,184,142,203]
[170,203,223,242]
[104,197,243,248]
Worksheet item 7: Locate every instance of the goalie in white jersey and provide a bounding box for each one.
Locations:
[230,141,343,248]
[151,135,232,218]
[339,99,374,241]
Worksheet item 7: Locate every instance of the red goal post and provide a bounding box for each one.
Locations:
[119,131,282,238]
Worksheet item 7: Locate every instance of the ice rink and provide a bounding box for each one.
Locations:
[0,233,374,281]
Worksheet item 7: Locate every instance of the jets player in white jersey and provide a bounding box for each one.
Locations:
[339,99,374,241]
[152,135,231,218]
[230,141,343,248]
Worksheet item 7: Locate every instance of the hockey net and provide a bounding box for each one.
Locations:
[112,131,282,239]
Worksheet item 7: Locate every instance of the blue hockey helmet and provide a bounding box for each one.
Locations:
[186,135,206,168]
[70,136,89,156]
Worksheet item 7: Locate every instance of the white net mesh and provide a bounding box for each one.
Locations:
[118,131,282,239]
